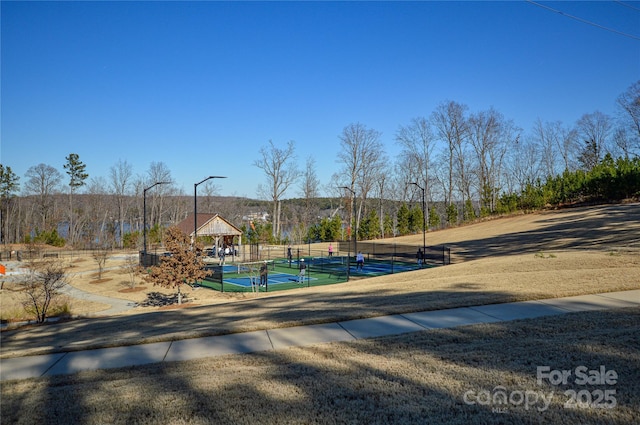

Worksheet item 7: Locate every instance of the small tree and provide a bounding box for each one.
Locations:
[396,203,410,236]
[141,226,210,304]
[92,242,112,280]
[428,206,441,228]
[21,259,69,323]
[463,199,477,222]
[121,254,140,289]
[408,204,423,234]
[383,213,394,238]
[359,209,380,240]
[446,203,458,226]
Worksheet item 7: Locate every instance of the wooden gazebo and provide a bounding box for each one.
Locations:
[176,213,243,254]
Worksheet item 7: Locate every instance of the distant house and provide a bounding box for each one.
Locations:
[176,213,243,252]
[242,211,270,222]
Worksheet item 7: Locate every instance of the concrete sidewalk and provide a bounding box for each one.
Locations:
[1,290,638,382]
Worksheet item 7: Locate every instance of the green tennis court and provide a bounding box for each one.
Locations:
[198,255,431,293]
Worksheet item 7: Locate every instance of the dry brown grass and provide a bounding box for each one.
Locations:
[1,308,638,424]
[1,204,639,424]
[1,249,638,360]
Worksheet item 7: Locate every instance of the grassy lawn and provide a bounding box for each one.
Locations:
[2,249,638,359]
[1,308,638,424]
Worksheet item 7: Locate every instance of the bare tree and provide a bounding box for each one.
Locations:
[393,153,417,202]
[337,123,385,233]
[558,125,580,172]
[613,128,636,160]
[299,156,321,230]
[575,111,613,171]
[431,101,470,207]
[506,135,541,193]
[84,176,111,248]
[372,162,393,238]
[23,163,63,232]
[396,116,435,220]
[615,80,640,157]
[109,159,133,248]
[468,108,517,213]
[121,254,140,289]
[200,179,222,216]
[531,119,580,177]
[21,259,69,323]
[617,80,640,140]
[358,145,387,227]
[253,140,300,239]
[146,161,173,229]
[163,185,190,229]
[92,241,113,280]
[141,226,210,304]
[532,119,560,178]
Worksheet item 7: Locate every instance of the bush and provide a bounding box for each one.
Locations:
[428,206,441,228]
[446,203,458,225]
[122,231,140,249]
[463,200,476,222]
[496,192,519,214]
[21,259,69,323]
[396,203,410,235]
[29,229,66,247]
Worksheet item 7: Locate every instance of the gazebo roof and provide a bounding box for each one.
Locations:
[176,213,242,237]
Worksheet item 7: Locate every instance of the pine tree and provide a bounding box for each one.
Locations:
[396,203,410,235]
[63,153,89,245]
[0,165,20,244]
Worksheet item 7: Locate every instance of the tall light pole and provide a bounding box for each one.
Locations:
[143,181,170,254]
[341,186,356,281]
[194,176,227,247]
[411,181,426,266]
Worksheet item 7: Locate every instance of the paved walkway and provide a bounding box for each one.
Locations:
[59,283,138,315]
[1,290,638,382]
[0,282,138,331]
[1,262,138,327]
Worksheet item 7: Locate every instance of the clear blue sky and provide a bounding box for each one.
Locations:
[2,1,639,198]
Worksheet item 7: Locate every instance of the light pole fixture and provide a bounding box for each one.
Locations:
[194,176,227,247]
[411,181,426,266]
[340,186,357,281]
[143,181,171,254]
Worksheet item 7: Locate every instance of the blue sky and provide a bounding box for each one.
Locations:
[2,1,639,198]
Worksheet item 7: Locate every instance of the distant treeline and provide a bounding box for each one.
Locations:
[304,154,640,244]
[1,155,638,248]
[500,154,640,213]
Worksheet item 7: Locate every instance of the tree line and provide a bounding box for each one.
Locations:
[1,81,639,249]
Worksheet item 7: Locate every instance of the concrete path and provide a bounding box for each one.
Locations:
[59,283,138,315]
[2,260,139,317]
[1,290,638,382]
[0,283,138,330]
[0,265,138,330]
